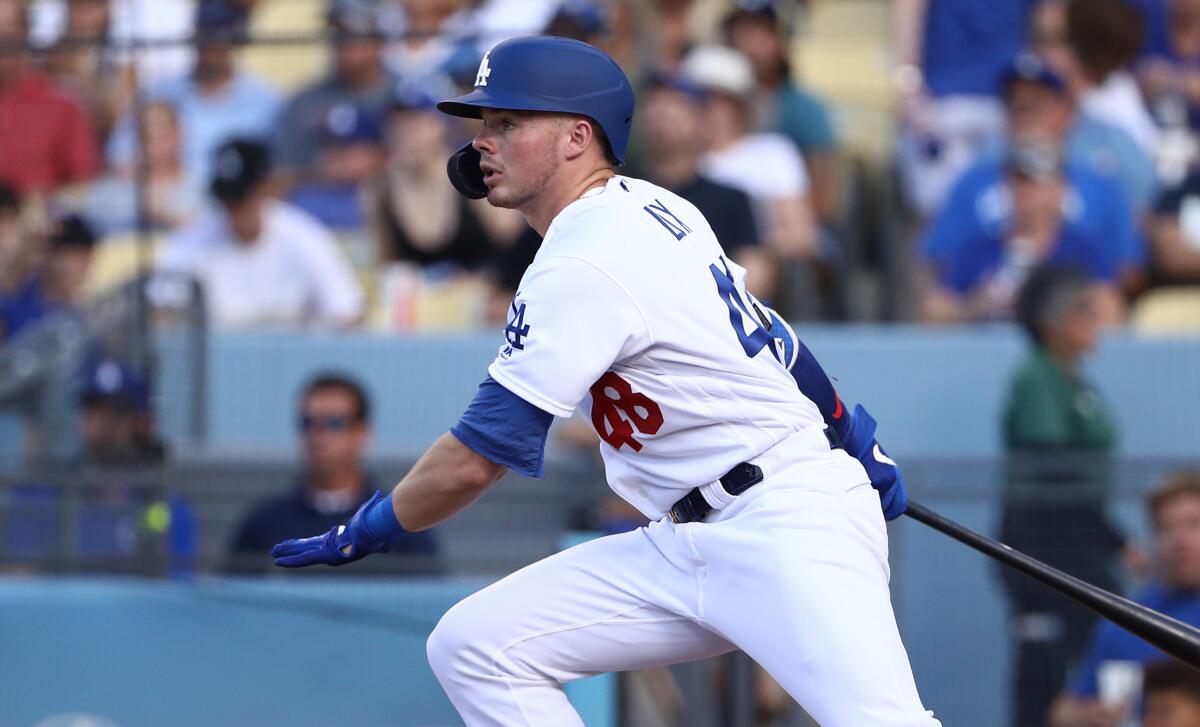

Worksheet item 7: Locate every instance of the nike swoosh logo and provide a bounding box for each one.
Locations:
[338,525,354,556]
[873,444,896,467]
[833,394,843,419]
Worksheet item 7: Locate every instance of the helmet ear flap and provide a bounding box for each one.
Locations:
[446,143,489,200]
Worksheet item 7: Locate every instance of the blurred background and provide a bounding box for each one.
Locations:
[1,0,1200,725]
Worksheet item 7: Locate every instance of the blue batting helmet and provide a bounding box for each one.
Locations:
[437,36,635,164]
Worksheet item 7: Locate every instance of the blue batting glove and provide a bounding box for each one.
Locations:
[840,404,909,520]
[271,491,401,568]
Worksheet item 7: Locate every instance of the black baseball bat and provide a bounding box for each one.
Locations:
[903,499,1200,668]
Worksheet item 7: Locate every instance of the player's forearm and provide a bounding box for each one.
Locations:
[789,339,849,440]
[390,432,508,532]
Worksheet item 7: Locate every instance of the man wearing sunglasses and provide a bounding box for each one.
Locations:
[227,372,438,573]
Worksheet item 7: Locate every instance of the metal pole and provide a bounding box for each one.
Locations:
[728,651,756,727]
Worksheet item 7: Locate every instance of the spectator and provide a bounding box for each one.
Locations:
[542,0,609,48]
[382,0,471,83]
[0,180,30,342]
[78,355,165,466]
[85,100,204,235]
[1049,470,1200,726]
[0,0,99,196]
[435,0,561,50]
[1062,0,1160,157]
[638,74,770,297]
[157,139,365,329]
[636,0,701,75]
[374,90,524,272]
[1143,659,1200,727]
[0,212,99,342]
[41,213,98,310]
[108,0,199,91]
[1029,0,1158,214]
[1135,0,1200,132]
[920,55,1143,323]
[892,0,1037,217]
[274,0,395,183]
[4,354,188,574]
[106,0,280,193]
[722,2,840,226]
[999,265,1127,727]
[681,45,818,264]
[285,103,385,231]
[1147,165,1200,285]
[228,373,438,573]
[42,0,122,145]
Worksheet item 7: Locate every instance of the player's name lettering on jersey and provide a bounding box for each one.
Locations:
[590,371,663,451]
[643,199,692,241]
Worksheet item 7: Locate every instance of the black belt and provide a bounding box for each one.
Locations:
[668,427,843,525]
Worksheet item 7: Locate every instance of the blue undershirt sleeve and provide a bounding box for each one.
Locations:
[450,375,555,478]
[763,308,851,441]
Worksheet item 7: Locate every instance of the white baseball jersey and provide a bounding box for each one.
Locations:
[488,175,842,517]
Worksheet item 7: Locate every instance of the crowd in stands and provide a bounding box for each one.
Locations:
[0,0,1198,340]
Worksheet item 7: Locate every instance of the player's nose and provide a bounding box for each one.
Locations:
[471,128,497,156]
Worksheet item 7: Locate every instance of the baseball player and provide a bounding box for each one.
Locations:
[272,37,939,726]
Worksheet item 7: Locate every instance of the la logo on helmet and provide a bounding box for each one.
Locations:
[475,52,492,87]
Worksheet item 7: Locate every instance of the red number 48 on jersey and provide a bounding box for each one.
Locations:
[589,372,664,452]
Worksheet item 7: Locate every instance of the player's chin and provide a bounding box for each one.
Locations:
[485,185,521,210]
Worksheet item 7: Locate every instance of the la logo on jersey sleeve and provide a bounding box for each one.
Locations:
[500,297,530,359]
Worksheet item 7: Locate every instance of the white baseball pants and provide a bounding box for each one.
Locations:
[427,454,940,726]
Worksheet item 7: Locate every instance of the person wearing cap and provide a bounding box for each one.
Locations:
[919,53,1144,324]
[679,44,820,314]
[270,36,938,726]
[105,0,280,191]
[0,212,99,342]
[273,0,395,183]
[78,355,165,466]
[284,102,386,231]
[157,139,365,329]
[723,2,840,226]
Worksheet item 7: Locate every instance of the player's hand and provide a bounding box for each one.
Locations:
[841,404,908,520]
[271,491,393,567]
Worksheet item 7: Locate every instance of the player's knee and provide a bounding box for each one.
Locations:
[426,601,490,684]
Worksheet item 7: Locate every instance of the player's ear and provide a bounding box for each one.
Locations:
[562,117,595,162]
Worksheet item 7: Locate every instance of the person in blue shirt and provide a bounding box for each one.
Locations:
[892,0,1039,216]
[1049,470,1200,727]
[920,55,1144,323]
[1027,2,1159,214]
[105,0,280,194]
[284,102,384,231]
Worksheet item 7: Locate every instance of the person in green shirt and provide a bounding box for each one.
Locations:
[999,264,1129,727]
